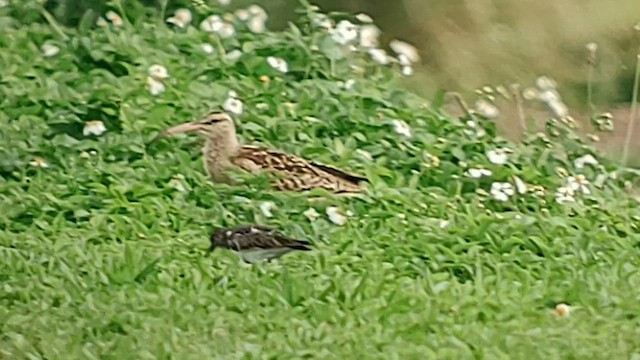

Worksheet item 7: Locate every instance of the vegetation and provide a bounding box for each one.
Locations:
[1,1,640,358]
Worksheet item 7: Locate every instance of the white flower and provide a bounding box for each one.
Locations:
[96,17,108,27]
[538,89,561,104]
[225,49,243,62]
[303,208,320,222]
[392,119,412,137]
[331,20,358,45]
[311,13,333,30]
[401,65,414,76]
[169,174,187,192]
[486,149,509,165]
[574,154,598,169]
[200,15,223,32]
[41,43,60,57]
[259,202,275,218]
[522,88,539,100]
[342,79,356,90]
[83,120,107,137]
[359,25,380,48]
[513,176,527,194]
[247,16,266,33]
[368,48,390,65]
[547,99,569,118]
[266,56,288,73]
[554,303,571,318]
[29,157,49,168]
[355,13,373,23]
[490,182,515,202]
[567,175,590,195]
[166,8,192,28]
[555,186,575,204]
[219,0,231,5]
[105,11,123,27]
[148,64,169,80]
[356,149,373,161]
[223,95,243,115]
[97,12,122,27]
[247,5,267,20]
[390,40,420,63]
[439,220,450,229]
[235,9,250,21]
[397,54,412,66]
[475,99,500,119]
[217,22,235,38]
[147,77,165,95]
[326,206,347,226]
[467,168,492,178]
[201,43,215,54]
[536,76,557,90]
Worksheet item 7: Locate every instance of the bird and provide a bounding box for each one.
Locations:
[150,111,368,194]
[209,224,313,263]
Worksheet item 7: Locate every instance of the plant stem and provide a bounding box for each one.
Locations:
[39,8,69,41]
[159,0,169,26]
[587,65,595,113]
[622,54,640,166]
[511,83,527,136]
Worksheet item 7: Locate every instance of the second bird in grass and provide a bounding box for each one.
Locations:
[150,111,368,194]
[209,224,313,263]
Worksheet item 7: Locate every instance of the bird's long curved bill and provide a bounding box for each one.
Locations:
[149,121,201,145]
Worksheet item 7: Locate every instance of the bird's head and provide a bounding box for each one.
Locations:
[151,111,235,143]
[209,227,226,252]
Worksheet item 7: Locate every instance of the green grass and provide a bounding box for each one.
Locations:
[1,1,640,359]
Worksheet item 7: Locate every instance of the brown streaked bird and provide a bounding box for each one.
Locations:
[150,111,368,194]
[210,224,313,263]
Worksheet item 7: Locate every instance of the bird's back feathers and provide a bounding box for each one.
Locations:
[231,146,367,193]
[211,224,312,252]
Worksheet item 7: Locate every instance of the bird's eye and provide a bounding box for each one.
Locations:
[202,117,221,125]
[201,112,227,125]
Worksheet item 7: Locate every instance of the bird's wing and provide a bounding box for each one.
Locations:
[224,225,312,251]
[234,146,367,192]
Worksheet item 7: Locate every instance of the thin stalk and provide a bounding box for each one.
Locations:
[586,64,598,134]
[586,43,598,133]
[159,0,169,26]
[587,65,595,115]
[622,54,640,166]
[39,8,69,41]
[511,83,527,135]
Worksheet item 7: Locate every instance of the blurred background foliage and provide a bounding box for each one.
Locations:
[39,0,640,110]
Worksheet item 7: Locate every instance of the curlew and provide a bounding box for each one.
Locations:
[150,111,368,194]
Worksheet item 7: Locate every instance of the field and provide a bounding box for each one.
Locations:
[2,2,640,359]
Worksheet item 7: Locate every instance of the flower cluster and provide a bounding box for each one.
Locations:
[147,64,169,95]
[523,76,569,119]
[309,9,419,75]
[555,175,590,204]
[223,91,243,115]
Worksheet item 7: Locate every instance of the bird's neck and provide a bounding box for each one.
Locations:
[203,133,241,181]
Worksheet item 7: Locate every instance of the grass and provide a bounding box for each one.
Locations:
[1,1,640,359]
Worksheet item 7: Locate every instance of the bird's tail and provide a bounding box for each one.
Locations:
[289,240,313,251]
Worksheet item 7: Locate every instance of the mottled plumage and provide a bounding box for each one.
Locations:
[150,111,367,193]
[210,225,313,263]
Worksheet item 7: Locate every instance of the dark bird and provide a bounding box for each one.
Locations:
[150,111,368,194]
[209,224,313,263]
